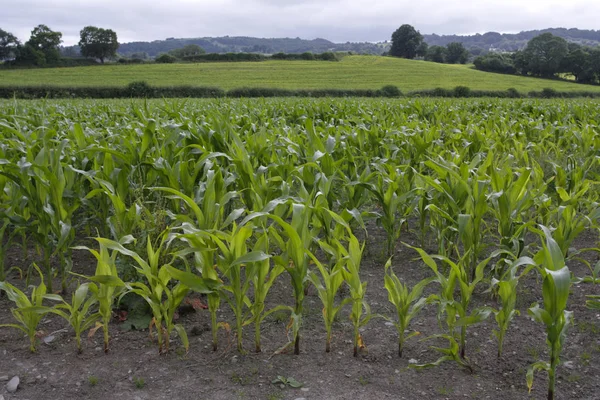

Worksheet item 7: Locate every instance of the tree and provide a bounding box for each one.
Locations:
[168,44,205,59]
[15,44,46,66]
[584,48,600,83]
[445,42,469,64]
[473,53,516,74]
[24,24,62,64]
[390,24,424,59]
[424,45,446,63]
[79,26,118,63]
[155,53,176,63]
[521,33,568,77]
[416,42,429,58]
[0,28,20,60]
[561,44,590,82]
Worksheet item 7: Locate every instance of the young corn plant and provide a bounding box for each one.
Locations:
[489,256,536,357]
[96,234,191,354]
[363,162,414,256]
[210,223,272,353]
[527,226,574,400]
[307,240,351,353]
[408,245,494,362]
[245,230,285,353]
[0,264,52,352]
[25,282,102,353]
[243,203,314,355]
[73,239,126,353]
[340,232,371,357]
[488,166,533,259]
[175,225,223,351]
[382,257,434,357]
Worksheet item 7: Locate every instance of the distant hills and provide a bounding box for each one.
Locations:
[62,28,600,58]
[115,37,384,58]
[424,28,600,54]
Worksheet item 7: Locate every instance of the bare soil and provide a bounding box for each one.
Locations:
[1,223,600,400]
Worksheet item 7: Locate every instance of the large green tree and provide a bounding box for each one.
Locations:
[390,24,423,59]
[0,28,20,60]
[24,24,62,64]
[79,26,119,63]
[521,33,568,77]
[445,42,469,64]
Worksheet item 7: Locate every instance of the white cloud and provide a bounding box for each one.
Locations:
[1,0,598,45]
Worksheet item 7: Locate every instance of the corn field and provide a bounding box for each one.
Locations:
[0,98,599,399]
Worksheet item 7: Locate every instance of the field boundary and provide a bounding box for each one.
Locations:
[2,83,600,99]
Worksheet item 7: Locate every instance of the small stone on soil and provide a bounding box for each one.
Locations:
[0,376,8,382]
[408,358,418,364]
[43,335,56,344]
[6,376,19,393]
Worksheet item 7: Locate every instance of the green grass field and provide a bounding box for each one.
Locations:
[2,55,599,93]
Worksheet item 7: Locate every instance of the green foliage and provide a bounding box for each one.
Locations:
[271,376,303,388]
[79,26,119,63]
[382,258,433,357]
[527,226,574,400]
[0,264,52,352]
[0,28,20,60]
[520,33,569,77]
[445,42,469,64]
[26,282,102,353]
[155,54,176,64]
[97,233,191,354]
[73,240,126,353]
[390,24,424,59]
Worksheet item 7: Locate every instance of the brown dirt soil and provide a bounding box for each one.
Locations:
[1,223,600,400]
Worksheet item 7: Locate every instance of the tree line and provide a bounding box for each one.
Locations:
[388,25,600,84]
[388,25,470,65]
[473,34,600,83]
[0,25,118,66]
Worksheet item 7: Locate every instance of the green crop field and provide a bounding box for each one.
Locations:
[1,97,600,400]
[2,55,600,93]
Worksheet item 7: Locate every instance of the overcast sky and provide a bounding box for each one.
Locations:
[3,0,599,45]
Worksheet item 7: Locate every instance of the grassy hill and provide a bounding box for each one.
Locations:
[2,56,600,93]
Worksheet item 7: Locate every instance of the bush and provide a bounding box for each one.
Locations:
[377,85,402,98]
[182,53,266,62]
[541,88,560,98]
[506,88,521,98]
[155,54,176,64]
[453,86,471,97]
[118,58,145,64]
[126,81,154,97]
[300,52,315,60]
[318,52,338,61]
[473,53,516,74]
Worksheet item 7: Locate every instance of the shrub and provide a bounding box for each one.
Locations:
[473,53,516,74]
[453,86,472,97]
[126,81,154,97]
[378,85,402,98]
[541,88,560,98]
[155,54,176,64]
[506,88,521,98]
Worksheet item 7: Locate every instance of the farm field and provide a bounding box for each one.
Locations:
[0,98,600,400]
[2,56,600,93]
